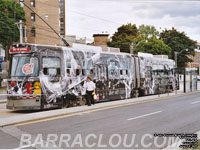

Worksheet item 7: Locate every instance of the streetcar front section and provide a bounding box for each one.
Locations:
[7,44,42,110]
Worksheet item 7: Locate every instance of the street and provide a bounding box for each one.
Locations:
[0,92,6,101]
[0,92,200,149]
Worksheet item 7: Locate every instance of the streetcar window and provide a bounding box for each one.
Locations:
[85,70,90,76]
[67,69,70,74]
[11,56,39,77]
[66,59,71,68]
[109,61,119,76]
[82,69,85,76]
[76,69,80,76]
[42,57,61,76]
[120,70,123,75]
[87,60,93,69]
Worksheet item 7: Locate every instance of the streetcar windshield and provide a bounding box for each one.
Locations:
[11,56,39,77]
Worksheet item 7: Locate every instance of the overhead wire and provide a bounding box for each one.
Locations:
[21,1,116,43]
[22,1,70,46]
[68,9,121,25]
[25,26,89,44]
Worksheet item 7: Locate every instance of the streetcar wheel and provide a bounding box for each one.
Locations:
[131,90,139,98]
[80,96,86,106]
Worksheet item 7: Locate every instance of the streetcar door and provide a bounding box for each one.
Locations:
[95,64,108,101]
[135,57,140,88]
[41,57,62,105]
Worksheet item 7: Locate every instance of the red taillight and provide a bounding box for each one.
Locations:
[26,83,32,94]
[10,81,15,87]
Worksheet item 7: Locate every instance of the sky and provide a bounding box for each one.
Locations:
[65,0,200,43]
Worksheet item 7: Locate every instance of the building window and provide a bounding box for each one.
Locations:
[31,13,35,21]
[31,27,35,37]
[30,0,35,7]
[60,18,64,22]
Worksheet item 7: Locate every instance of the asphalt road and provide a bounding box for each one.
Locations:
[0,92,200,149]
[0,92,6,101]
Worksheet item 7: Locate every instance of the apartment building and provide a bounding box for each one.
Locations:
[187,43,200,68]
[19,0,65,45]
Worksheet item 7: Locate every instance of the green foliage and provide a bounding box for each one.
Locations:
[134,25,171,55]
[160,28,196,67]
[0,0,25,59]
[107,23,138,53]
[108,24,171,55]
[138,24,159,40]
[134,37,171,56]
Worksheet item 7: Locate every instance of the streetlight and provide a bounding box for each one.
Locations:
[174,49,188,68]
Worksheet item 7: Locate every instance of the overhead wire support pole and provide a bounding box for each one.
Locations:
[20,1,70,46]
[19,20,23,43]
[19,0,23,43]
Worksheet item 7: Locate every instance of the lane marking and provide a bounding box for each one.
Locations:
[191,100,200,105]
[127,111,162,121]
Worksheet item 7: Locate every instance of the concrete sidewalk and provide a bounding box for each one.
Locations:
[0,90,198,127]
[0,99,6,104]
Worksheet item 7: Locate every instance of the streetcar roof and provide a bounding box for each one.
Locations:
[10,43,174,63]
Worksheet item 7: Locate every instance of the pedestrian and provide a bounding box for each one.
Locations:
[85,76,96,106]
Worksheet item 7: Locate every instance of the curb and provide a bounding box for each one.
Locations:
[0,91,199,127]
[0,100,6,104]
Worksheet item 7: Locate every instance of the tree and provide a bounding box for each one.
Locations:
[133,25,171,55]
[160,28,196,67]
[0,0,25,60]
[107,23,138,53]
[138,24,159,40]
[134,37,171,56]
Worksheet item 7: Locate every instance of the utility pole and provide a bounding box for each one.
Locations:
[174,49,188,68]
[19,0,24,43]
[175,51,178,68]
[130,43,134,54]
[24,25,27,43]
[19,20,23,43]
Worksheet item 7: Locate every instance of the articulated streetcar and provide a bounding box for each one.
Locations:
[7,43,178,110]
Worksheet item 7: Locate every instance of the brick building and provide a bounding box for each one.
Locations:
[93,34,120,53]
[19,0,65,46]
[187,43,200,68]
[93,34,110,46]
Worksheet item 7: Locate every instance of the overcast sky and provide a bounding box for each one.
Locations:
[65,0,200,43]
